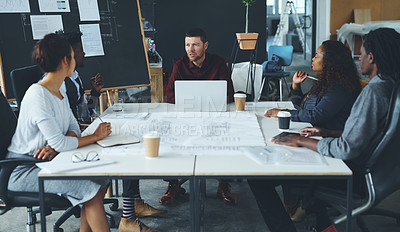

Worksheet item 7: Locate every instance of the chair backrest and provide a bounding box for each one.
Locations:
[0,90,17,161]
[268,45,294,66]
[365,81,400,206]
[10,65,43,107]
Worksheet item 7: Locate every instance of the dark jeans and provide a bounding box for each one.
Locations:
[248,179,298,232]
[122,179,140,197]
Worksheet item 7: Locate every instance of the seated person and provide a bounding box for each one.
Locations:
[248,28,400,232]
[267,40,362,220]
[57,30,165,232]
[165,27,234,104]
[265,40,362,131]
[7,33,112,231]
[163,28,237,205]
[55,30,104,125]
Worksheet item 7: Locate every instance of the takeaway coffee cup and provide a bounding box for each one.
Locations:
[234,93,247,111]
[277,111,291,130]
[143,131,160,158]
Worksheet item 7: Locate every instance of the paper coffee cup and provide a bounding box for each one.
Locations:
[143,131,160,158]
[234,93,246,111]
[277,111,291,129]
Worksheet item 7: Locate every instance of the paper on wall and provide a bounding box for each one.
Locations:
[30,15,63,40]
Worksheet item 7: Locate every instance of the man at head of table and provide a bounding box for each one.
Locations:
[162,28,237,205]
[164,27,234,104]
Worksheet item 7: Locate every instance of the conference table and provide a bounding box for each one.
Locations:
[38,102,352,232]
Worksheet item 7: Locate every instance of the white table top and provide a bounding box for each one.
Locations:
[39,144,196,177]
[194,154,351,177]
[39,101,351,178]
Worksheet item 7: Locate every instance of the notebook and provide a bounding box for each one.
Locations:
[96,134,140,147]
[174,80,227,112]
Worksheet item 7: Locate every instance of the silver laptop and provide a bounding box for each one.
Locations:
[174,80,227,112]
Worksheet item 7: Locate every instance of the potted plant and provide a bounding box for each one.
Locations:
[236,0,259,50]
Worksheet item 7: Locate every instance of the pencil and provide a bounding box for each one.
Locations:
[93,111,104,122]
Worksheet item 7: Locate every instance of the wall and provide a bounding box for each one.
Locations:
[330,0,400,38]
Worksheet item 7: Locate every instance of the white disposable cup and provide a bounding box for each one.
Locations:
[234,93,247,111]
[143,131,160,158]
[277,111,291,129]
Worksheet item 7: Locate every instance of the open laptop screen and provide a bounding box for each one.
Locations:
[174,80,227,112]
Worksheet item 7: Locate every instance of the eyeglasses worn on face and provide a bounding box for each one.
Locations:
[72,151,100,163]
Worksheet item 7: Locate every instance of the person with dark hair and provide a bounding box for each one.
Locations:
[162,28,237,205]
[56,30,165,232]
[265,40,362,131]
[165,27,234,103]
[265,40,362,221]
[248,28,400,232]
[55,30,104,124]
[7,33,112,231]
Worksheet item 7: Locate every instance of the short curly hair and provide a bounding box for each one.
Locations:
[310,40,362,97]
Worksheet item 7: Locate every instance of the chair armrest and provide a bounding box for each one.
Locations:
[0,158,48,214]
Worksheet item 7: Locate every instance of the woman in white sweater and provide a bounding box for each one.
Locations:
[7,33,112,232]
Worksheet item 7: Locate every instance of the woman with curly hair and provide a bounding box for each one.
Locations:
[265,40,362,130]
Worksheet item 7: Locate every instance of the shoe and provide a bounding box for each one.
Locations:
[284,200,306,222]
[118,218,158,232]
[290,205,306,222]
[217,181,237,204]
[159,180,181,204]
[135,199,167,217]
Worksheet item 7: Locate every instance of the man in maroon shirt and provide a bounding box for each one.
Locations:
[165,28,234,104]
[161,28,237,205]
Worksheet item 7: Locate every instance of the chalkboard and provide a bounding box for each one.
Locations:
[154,0,266,75]
[0,0,150,100]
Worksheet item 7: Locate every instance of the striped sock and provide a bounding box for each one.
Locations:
[122,197,136,219]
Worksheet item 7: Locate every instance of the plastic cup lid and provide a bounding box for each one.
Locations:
[234,93,247,98]
[277,111,291,117]
[143,131,160,138]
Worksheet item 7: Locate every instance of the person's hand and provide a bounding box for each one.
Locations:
[299,127,328,137]
[292,71,307,85]
[33,146,59,161]
[271,134,302,147]
[264,108,281,117]
[94,122,112,140]
[90,73,104,93]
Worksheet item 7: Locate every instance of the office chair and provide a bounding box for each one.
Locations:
[312,81,400,231]
[259,45,294,101]
[0,90,118,231]
[10,65,44,108]
[0,90,82,232]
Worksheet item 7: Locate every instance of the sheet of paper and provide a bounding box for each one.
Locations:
[243,146,326,166]
[36,155,115,173]
[30,15,63,40]
[102,112,149,120]
[118,112,266,155]
[77,0,100,21]
[38,0,70,12]
[0,0,30,13]
[79,24,104,57]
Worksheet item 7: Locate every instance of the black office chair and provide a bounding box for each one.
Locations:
[10,65,44,108]
[260,45,294,101]
[0,89,83,232]
[313,81,400,231]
